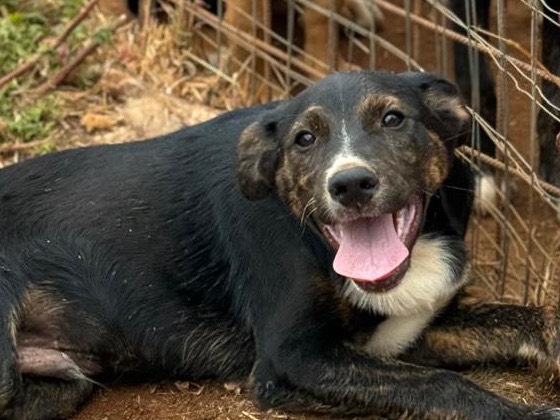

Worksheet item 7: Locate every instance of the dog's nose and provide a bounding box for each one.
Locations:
[328,167,379,207]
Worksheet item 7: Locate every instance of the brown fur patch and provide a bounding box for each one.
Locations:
[424,131,450,193]
[17,286,67,343]
[274,106,331,220]
[0,305,19,410]
[275,157,318,222]
[457,285,495,308]
[291,105,330,138]
[357,94,406,132]
[237,122,278,200]
[422,327,509,364]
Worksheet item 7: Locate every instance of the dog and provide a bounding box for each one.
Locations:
[1,71,560,419]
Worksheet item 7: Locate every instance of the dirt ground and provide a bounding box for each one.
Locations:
[1,0,560,419]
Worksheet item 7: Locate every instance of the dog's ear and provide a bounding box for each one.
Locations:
[404,72,471,148]
[236,117,280,201]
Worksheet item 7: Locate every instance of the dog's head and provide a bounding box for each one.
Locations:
[237,71,469,292]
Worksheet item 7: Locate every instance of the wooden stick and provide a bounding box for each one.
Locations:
[36,15,127,95]
[373,0,560,89]
[457,145,560,197]
[35,42,99,95]
[0,139,50,154]
[0,0,99,90]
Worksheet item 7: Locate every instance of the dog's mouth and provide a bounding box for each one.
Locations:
[322,195,424,293]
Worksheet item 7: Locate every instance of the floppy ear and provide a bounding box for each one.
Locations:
[236,118,280,201]
[403,72,471,148]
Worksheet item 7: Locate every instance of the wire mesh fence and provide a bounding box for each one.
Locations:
[112,0,560,305]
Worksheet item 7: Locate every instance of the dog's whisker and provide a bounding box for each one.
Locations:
[441,131,471,143]
[301,199,318,227]
[443,185,476,194]
[300,198,316,226]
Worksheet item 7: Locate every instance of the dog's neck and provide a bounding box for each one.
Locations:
[341,235,469,357]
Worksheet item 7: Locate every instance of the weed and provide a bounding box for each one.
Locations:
[0,0,106,145]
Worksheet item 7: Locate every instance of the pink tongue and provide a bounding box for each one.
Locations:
[332,214,409,282]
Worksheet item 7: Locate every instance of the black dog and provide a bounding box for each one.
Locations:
[0,71,559,419]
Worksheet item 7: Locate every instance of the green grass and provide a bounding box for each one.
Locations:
[6,97,58,142]
[0,12,50,76]
[0,0,96,145]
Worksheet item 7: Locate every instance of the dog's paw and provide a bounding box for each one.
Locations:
[474,172,498,216]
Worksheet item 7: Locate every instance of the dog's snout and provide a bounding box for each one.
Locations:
[328,167,379,207]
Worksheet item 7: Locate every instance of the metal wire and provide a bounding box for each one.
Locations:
[184,0,560,305]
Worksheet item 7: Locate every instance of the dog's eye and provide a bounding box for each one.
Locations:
[295,131,316,148]
[382,112,404,128]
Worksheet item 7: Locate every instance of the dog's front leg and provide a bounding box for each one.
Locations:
[250,310,557,418]
[403,295,560,374]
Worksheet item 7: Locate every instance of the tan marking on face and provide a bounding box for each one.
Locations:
[275,106,332,220]
[424,131,449,193]
[275,157,315,220]
[357,94,407,132]
[290,105,330,139]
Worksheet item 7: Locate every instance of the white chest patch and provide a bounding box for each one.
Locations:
[343,236,468,357]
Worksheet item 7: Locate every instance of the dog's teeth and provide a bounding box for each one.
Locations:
[394,209,405,238]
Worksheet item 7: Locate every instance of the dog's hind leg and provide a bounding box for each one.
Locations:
[0,238,108,419]
[402,292,560,373]
[0,268,95,420]
[1,377,94,420]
